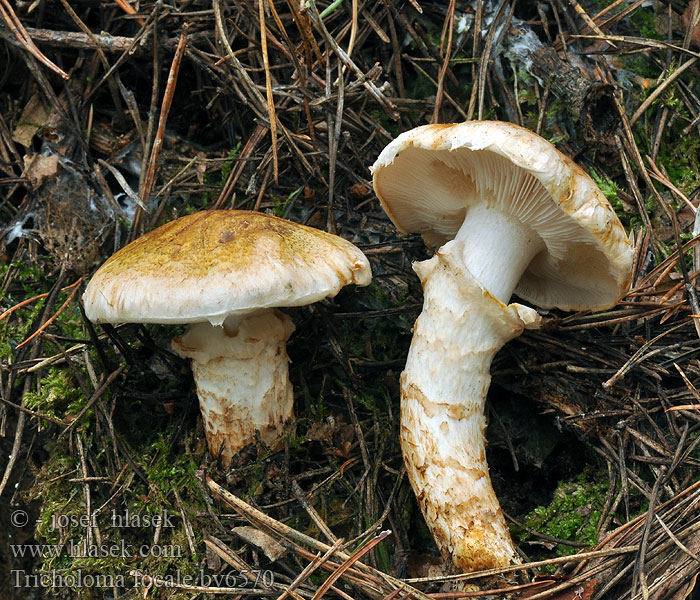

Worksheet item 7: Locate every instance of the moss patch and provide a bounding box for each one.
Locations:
[515,472,608,559]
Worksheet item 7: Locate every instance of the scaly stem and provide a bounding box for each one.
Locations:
[401,240,540,571]
[172,308,295,464]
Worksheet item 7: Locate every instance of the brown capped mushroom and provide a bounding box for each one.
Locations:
[83,210,371,463]
[371,121,633,571]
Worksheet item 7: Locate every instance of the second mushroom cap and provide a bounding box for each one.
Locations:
[372,120,633,310]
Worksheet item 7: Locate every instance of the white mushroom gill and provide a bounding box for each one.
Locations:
[171,309,295,464]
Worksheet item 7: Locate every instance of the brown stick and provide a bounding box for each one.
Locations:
[23,26,207,54]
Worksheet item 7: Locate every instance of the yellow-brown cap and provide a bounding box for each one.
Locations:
[83,210,371,325]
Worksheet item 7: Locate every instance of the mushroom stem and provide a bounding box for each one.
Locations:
[454,203,544,304]
[171,308,295,464]
[401,240,540,571]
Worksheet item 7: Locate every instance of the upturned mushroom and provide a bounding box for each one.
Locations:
[83,210,371,464]
[371,121,633,571]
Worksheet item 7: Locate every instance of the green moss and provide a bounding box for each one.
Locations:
[141,434,200,494]
[0,305,42,360]
[657,130,700,200]
[621,54,658,81]
[25,354,208,598]
[590,168,630,225]
[590,169,619,206]
[629,7,663,41]
[515,473,608,558]
[30,435,207,597]
[0,261,91,362]
[0,300,45,361]
[25,368,87,421]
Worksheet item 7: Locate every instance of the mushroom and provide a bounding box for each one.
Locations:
[371,121,633,571]
[82,210,371,464]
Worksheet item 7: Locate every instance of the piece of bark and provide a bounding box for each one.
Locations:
[682,0,700,47]
[506,26,618,141]
[528,46,618,141]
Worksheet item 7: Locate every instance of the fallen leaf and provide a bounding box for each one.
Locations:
[231,526,286,562]
[12,92,50,148]
[22,154,60,189]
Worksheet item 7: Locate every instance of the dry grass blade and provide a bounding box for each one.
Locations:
[603,322,689,389]
[259,0,279,183]
[431,0,455,123]
[666,404,700,412]
[567,0,617,47]
[306,1,398,120]
[15,277,84,349]
[653,514,700,566]
[0,276,84,324]
[276,539,345,600]
[403,545,639,585]
[570,33,700,59]
[292,479,338,543]
[630,57,698,126]
[113,0,145,25]
[136,24,189,232]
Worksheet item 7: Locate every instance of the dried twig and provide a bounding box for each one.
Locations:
[0,0,69,79]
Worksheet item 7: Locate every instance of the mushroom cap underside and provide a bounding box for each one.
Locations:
[371,120,633,311]
[83,210,372,326]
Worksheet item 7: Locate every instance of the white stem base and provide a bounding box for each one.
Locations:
[171,309,295,464]
[401,241,540,571]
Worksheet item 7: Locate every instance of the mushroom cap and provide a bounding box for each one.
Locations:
[83,210,372,325]
[371,121,633,311]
